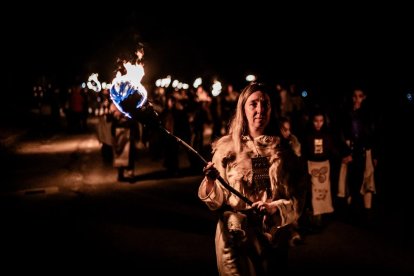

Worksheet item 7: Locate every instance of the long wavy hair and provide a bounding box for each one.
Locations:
[227,82,276,152]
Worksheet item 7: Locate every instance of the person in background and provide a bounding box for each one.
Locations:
[278,116,307,245]
[338,88,377,225]
[278,117,301,157]
[302,109,336,231]
[110,102,138,181]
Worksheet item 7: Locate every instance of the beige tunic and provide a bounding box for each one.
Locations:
[199,135,299,275]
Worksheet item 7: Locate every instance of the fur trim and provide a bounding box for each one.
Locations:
[213,135,285,203]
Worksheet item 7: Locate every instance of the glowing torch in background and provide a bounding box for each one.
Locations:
[87,73,102,92]
[109,47,253,206]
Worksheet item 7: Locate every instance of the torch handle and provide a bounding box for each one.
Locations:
[159,126,253,206]
[216,176,253,206]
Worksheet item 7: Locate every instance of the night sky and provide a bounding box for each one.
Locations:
[4,4,414,104]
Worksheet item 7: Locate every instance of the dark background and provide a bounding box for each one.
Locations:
[5,5,414,85]
[2,3,414,120]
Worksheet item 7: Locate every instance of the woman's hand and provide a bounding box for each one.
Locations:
[203,162,219,194]
[252,201,274,215]
[203,162,219,181]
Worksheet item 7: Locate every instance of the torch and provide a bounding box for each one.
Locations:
[109,62,253,206]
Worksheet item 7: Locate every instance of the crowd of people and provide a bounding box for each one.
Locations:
[30,43,386,275]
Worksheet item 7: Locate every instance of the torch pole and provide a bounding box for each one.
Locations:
[158,126,253,206]
[114,92,253,206]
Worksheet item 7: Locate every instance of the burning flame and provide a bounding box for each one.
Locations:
[110,61,148,118]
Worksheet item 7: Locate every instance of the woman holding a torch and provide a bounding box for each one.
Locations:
[199,82,301,275]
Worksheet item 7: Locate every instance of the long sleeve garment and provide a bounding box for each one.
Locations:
[198,135,299,275]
